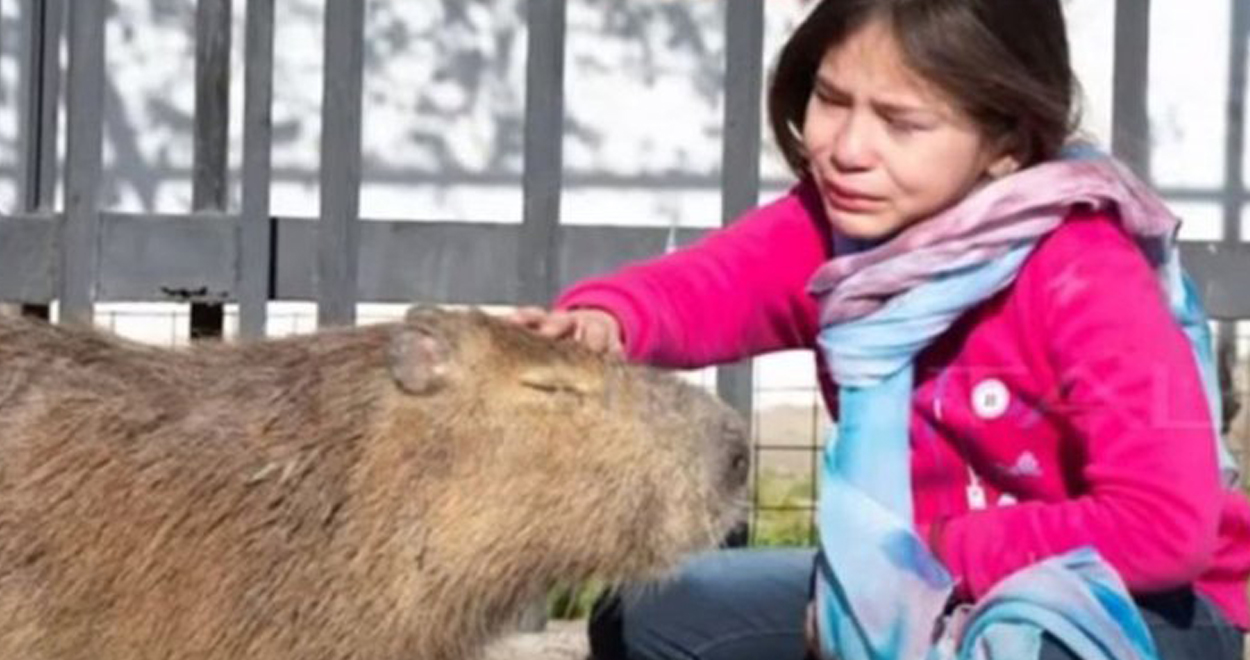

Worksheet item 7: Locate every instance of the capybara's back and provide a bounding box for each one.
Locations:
[0,307,749,660]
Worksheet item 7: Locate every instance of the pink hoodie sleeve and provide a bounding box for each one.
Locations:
[937,212,1224,599]
[554,185,828,368]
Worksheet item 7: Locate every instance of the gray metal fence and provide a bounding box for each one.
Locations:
[0,0,1247,429]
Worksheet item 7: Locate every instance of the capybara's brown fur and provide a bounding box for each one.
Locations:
[0,307,749,660]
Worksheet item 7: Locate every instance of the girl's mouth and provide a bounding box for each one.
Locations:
[821,181,884,213]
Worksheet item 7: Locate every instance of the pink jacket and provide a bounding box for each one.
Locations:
[556,182,1250,629]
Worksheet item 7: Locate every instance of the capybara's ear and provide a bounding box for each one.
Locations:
[404,304,449,325]
[388,323,453,395]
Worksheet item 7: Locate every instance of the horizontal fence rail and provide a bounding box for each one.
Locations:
[3,215,1250,319]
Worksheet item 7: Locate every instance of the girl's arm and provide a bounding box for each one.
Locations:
[555,185,828,368]
[934,213,1224,599]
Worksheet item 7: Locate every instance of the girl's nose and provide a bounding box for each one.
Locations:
[829,113,874,171]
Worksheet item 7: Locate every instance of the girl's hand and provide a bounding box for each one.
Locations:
[805,601,821,659]
[508,306,624,356]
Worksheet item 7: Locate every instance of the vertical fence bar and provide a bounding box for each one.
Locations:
[18,0,62,213]
[518,0,566,307]
[317,0,365,327]
[238,0,275,339]
[59,0,106,325]
[522,3,565,625]
[17,0,62,321]
[516,0,567,631]
[717,0,764,424]
[1221,0,1248,447]
[192,0,232,338]
[194,0,232,211]
[1225,1,1248,241]
[1112,0,1152,181]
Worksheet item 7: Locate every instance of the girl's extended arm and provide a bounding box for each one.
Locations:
[556,186,828,369]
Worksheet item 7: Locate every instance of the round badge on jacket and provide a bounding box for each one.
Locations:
[971,378,1010,420]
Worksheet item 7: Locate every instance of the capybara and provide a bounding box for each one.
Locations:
[0,306,749,660]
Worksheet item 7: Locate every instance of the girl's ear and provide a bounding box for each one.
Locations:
[986,153,1020,179]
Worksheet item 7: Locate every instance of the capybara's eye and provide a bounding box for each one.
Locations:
[729,449,751,487]
[518,368,592,400]
[519,379,585,402]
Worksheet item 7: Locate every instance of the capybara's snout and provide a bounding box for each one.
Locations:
[644,371,752,511]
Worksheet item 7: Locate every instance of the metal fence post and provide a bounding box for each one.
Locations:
[718,0,764,426]
[191,0,233,339]
[518,0,567,308]
[59,0,106,325]
[16,0,63,320]
[1111,0,1151,182]
[516,0,567,631]
[1220,0,1248,458]
[238,0,276,339]
[18,0,62,215]
[318,0,366,328]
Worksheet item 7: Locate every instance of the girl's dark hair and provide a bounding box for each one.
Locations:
[768,0,1079,178]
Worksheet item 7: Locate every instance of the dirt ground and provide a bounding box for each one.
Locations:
[483,619,589,660]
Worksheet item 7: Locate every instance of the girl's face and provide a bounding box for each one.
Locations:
[803,19,1016,240]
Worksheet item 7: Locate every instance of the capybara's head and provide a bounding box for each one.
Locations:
[382,307,750,588]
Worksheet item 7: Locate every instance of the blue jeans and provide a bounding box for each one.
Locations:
[588,548,1245,660]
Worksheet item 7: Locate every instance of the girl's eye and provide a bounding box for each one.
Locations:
[814,89,848,107]
[885,118,926,135]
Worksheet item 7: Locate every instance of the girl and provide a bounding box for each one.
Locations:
[511,1,1250,658]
